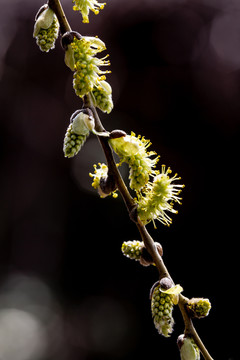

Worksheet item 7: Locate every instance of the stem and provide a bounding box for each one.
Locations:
[99,136,136,211]
[48,0,71,33]
[46,1,214,359]
[84,94,136,212]
[136,219,170,279]
[178,295,214,360]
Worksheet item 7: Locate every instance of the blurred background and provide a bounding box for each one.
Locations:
[0,0,239,359]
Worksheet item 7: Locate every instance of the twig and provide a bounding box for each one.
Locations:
[48,0,71,33]
[46,1,214,358]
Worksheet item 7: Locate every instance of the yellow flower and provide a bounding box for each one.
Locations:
[73,0,106,23]
[137,165,184,226]
[70,36,110,98]
[33,6,59,52]
[109,132,159,192]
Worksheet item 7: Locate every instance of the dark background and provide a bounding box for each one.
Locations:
[0,0,239,359]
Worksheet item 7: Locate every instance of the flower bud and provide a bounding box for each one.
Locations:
[122,241,162,266]
[92,80,113,113]
[63,123,89,158]
[151,283,174,337]
[63,110,94,158]
[177,335,200,360]
[33,5,59,52]
[121,241,144,261]
[186,298,211,319]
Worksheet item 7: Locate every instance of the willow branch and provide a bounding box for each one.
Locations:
[47,1,214,359]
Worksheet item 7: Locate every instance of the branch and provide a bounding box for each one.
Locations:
[48,0,71,33]
[46,1,214,359]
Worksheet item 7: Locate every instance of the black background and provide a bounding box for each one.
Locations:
[0,0,239,359]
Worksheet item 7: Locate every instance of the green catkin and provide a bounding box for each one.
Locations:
[71,37,110,98]
[92,82,113,113]
[127,154,152,191]
[63,123,89,158]
[121,241,144,261]
[187,298,211,319]
[35,14,59,52]
[151,284,174,337]
[109,133,159,192]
